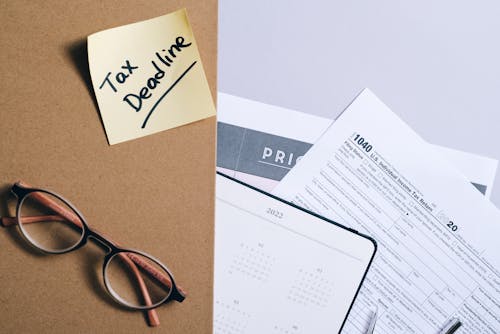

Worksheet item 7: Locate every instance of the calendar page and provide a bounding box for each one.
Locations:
[214,173,376,334]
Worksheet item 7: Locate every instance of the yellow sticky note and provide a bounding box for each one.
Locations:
[88,9,216,145]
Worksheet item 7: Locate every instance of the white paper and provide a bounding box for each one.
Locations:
[273,89,500,334]
[435,145,498,199]
[217,92,498,197]
[218,92,330,142]
[214,174,376,333]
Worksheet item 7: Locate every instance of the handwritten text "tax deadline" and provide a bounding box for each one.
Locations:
[98,36,196,128]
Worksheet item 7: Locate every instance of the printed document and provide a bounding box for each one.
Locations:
[273,89,500,334]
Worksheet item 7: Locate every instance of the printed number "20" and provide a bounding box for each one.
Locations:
[353,134,373,153]
[447,221,458,232]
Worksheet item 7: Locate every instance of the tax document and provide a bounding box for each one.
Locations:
[273,89,500,334]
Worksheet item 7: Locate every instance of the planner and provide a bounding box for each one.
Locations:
[214,173,376,333]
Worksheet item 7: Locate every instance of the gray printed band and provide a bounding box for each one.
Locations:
[217,122,312,181]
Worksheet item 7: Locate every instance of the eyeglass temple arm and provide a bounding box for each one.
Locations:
[1,215,64,225]
[118,252,160,326]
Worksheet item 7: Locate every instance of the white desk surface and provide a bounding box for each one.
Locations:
[218,0,500,207]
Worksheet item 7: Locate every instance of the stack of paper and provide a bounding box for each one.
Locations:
[216,90,500,333]
[271,89,500,334]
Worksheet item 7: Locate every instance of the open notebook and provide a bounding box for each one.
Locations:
[214,172,377,333]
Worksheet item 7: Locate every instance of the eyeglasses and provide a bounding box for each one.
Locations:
[0,181,185,327]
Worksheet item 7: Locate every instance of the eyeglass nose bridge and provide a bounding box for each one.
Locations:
[87,229,119,254]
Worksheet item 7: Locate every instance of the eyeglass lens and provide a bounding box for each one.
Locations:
[18,191,84,253]
[105,251,173,308]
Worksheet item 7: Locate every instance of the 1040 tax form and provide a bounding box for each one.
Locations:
[274,89,500,334]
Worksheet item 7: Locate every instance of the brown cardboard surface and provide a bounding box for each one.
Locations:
[0,1,216,333]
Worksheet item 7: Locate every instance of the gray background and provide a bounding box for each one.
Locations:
[218,0,500,207]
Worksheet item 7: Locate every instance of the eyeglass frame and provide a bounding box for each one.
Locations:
[7,181,185,311]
